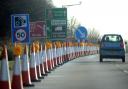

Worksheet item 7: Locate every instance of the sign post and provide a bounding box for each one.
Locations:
[11,14,30,43]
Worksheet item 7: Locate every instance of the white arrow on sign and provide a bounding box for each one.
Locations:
[78,29,85,38]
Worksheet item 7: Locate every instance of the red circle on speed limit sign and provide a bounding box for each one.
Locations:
[15,29,26,41]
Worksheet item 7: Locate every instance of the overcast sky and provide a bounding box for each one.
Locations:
[53,0,128,39]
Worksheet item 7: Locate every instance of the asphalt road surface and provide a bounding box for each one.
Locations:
[25,54,128,89]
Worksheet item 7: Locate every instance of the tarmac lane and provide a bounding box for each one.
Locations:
[25,54,128,89]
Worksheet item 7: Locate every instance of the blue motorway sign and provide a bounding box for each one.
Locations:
[11,14,30,43]
[75,26,88,42]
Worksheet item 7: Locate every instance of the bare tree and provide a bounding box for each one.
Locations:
[87,28,100,43]
[67,16,80,39]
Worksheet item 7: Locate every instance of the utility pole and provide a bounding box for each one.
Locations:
[62,1,82,42]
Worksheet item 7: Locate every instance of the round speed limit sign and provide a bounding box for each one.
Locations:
[15,29,26,41]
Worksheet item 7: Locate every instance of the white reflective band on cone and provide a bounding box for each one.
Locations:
[48,50,50,60]
[55,48,57,58]
[42,51,45,62]
[40,52,42,64]
[52,49,55,58]
[36,53,40,66]
[14,56,21,75]
[30,53,36,68]
[22,55,29,71]
[1,59,10,80]
[44,50,47,61]
[35,53,37,66]
[51,48,53,59]
[56,49,58,58]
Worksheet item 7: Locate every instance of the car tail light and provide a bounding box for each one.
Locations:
[120,42,124,48]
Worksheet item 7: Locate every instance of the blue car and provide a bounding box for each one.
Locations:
[99,34,125,62]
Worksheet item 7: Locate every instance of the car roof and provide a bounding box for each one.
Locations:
[101,34,123,41]
[102,34,122,38]
[103,34,121,36]
[104,34,120,35]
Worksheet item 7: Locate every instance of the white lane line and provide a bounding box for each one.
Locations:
[123,70,128,74]
[115,64,128,74]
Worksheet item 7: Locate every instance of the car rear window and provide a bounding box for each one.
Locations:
[102,35,123,42]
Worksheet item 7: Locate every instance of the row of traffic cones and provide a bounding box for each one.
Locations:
[0,43,98,89]
[0,44,35,89]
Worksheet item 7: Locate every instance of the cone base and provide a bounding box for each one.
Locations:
[42,73,48,76]
[23,83,35,87]
[46,71,51,73]
[31,79,41,82]
[38,76,44,79]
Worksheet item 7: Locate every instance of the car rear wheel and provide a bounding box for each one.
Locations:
[122,56,125,62]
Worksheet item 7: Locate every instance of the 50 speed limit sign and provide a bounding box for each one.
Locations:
[15,29,26,41]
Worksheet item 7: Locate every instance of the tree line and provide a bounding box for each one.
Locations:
[0,0,54,41]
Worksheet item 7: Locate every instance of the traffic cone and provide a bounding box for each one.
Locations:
[21,44,34,87]
[53,43,57,67]
[35,46,43,79]
[65,43,69,62]
[56,47,60,66]
[39,44,46,76]
[64,43,67,62]
[47,49,52,71]
[41,45,48,76]
[30,43,40,82]
[0,45,11,89]
[43,44,49,73]
[60,45,63,64]
[35,43,43,79]
[51,44,55,70]
[11,44,24,89]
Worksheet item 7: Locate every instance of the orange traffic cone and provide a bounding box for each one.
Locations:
[56,47,59,66]
[47,49,52,71]
[47,43,53,70]
[35,44,43,79]
[60,46,63,64]
[61,44,64,64]
[43,44,49,73]
[50,44,55,70]
[39,44,46,76]
[11,44,24,89]
[21,44,34,86]
[53,43,57,67]
[0,45,11,89]
[63,43,67,62]
[30,43,40,82]
[35,53,41,78]
[65,43,68,62]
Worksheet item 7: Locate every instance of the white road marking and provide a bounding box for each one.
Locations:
[123,70,128,74]
[115,64,128,74]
